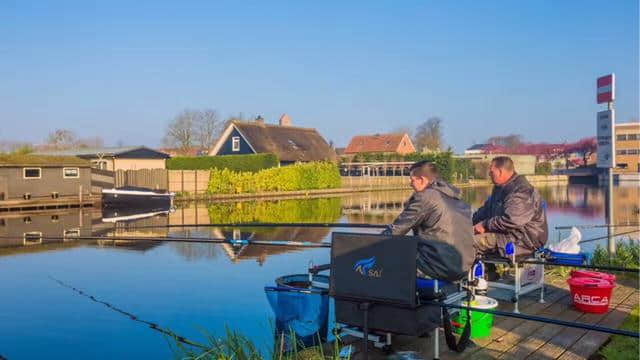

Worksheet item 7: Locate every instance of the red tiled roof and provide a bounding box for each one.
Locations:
[344,133,413,154]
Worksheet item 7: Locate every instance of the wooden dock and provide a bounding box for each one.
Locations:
[342,274,638,359]
[0,195,100,213]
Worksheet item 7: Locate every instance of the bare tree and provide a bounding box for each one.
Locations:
[46,129,77,150]
[163,110,198,152]
[195,109,222,151]
[414,117,443,152]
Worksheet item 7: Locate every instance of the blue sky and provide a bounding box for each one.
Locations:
[1,1,638,152]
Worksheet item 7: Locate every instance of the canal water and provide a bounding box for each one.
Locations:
[0,184,637,359]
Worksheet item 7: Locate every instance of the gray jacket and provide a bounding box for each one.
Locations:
[472,174,548,252]
[387,179,475,281]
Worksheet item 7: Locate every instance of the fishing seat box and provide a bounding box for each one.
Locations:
[329,232,456,336]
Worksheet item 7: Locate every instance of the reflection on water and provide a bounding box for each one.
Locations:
[0,184,637,359]
[0,184,637,259]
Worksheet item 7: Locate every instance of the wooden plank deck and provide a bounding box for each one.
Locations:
[341,274,638,360]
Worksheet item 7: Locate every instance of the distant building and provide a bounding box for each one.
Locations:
[455,153,537,175]
[344,133,415,155]
[209,114,336,165]
[35,146,170,170]
[0,154,91,201]
[614,122,640,173]
[464,144,492,155]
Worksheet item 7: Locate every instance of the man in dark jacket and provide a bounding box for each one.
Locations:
[384,160,475,281]
[472,156,548,258]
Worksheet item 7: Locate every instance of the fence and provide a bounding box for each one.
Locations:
[168,170,211,195]
[114,169,168,191]
[340,176,409,189]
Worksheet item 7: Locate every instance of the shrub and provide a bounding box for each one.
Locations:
[168,153,278,172]
[208,198,342,224]
[591,239,640,270]
[207,162,341,194]
[535,161,552,175]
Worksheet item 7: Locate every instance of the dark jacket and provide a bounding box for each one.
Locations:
[387,179,475,281]
[472,173,548,252]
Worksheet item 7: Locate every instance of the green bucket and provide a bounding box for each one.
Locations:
[452,295,498,339]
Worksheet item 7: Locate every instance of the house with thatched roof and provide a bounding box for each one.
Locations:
[209,114,336,165]
[0,154,91,201]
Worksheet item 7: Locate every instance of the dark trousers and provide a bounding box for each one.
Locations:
[474,232,532,258]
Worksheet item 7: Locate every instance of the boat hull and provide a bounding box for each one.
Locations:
[102,189,173,210]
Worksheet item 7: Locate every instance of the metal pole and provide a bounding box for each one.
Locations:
[608,166,615,255]
[607,101,616,255]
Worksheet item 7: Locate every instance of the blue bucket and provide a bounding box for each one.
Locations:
[265,274,331,352]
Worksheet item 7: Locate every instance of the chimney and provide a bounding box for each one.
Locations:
[279,113,291,127]
[255,115,264,125]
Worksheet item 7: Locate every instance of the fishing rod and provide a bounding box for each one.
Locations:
[0,235,332,248]
[130,222,388,230]
[578,229,640,244]
[556,224,639,230]
[49,276,209,350]
[421,300,640,338]
[520,260,639,273]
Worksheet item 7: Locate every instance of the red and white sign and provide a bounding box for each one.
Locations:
[597,74,615,104]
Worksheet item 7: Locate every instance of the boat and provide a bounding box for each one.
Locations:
[101,207,173,223]
[101,186,174,210]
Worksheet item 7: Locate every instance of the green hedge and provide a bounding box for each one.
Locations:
[167,153,278,172]
[208,162,341,194]
[208,198,342,224]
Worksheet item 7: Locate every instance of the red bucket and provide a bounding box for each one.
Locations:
[567,277,615,314]
[570,270,616,284]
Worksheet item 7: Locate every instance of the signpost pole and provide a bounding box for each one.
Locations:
[607,101,615,255]
[596,74,616,255]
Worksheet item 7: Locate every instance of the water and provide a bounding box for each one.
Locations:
[0,184,637,359]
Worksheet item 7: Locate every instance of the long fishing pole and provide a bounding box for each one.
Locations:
[520,260,639,273]
[130,222,388,230]
[49,276,209,350]
[421,300,640,338]
[556,224,639,230]
[578,229,640,244]
[0,234,332,248]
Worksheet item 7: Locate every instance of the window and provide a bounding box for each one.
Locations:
[63,228,81,239]
[617,150,627,155]
[23,232,42,245]
[628,134,639,141]
[23,167,41,179]
[627,149,639,155]
[616,163,628,169]
[617,134,627,141]
[63,167,80,178]
[232,136,240,151]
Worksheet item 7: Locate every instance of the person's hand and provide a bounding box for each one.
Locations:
[473,223,485,235]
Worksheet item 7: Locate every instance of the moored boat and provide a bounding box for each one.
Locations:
[102,186,174,210]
